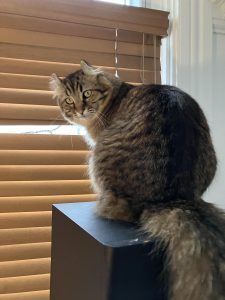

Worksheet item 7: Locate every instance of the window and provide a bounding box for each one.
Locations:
[99,0,142,6]
[98,0,127,3]
[0,1,168,298]
[0,0,144,136]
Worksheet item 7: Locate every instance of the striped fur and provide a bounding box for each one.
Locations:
[51,61,225,300]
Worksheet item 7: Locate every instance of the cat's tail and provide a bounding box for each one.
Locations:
[140,199,225,300]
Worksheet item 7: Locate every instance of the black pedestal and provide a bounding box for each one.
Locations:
[50,202,167,300]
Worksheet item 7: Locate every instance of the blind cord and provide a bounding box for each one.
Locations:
[153,34,157,84]
[141,32,145,84]
[115,28,119,78]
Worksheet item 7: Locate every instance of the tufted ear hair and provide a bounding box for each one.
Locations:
[49,73,65,99]
[80,59,102,75]
[49,73,62,91]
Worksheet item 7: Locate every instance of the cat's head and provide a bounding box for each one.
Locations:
[50,60,121,125]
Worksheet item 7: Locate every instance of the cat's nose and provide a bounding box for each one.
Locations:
[77,111,84,118]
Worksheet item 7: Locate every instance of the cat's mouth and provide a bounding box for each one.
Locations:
[64,110,74,118]
[63,108,95,121]
[79,110,96,119]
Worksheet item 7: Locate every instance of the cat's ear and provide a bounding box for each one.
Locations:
[80,60,101,75]
[49,73,62,91]
[49,73,64,99]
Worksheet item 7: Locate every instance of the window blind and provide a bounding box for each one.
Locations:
[0,134,95,300]
[0,0,169,299]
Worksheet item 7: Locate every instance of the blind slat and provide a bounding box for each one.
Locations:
[0,88,54,106]
[0,120,64,125]
[0,258,50,278]
[0,103,64,124]
[0,150,89,165]
[0,212,52,229]
[0,243,51,262]
[0,290,49,300]
[0,180,91,197]
[0,227,51,246]
[0,194,96,213]
[0,165,88,181]
[0,134,87,150]
[0,274,50,294]
[0,73,50,91]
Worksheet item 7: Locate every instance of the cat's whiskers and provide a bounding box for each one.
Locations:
[50,113,70,126]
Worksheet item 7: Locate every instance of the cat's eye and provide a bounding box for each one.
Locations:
[83,90,92,98]
[65,97,74,105]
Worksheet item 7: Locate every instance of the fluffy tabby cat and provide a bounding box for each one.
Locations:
[50,60,225,300]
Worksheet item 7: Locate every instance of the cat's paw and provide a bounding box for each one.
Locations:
[96,195,134,222]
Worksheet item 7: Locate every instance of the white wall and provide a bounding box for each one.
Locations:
[145,0,225,208]
[208,8,225,207]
